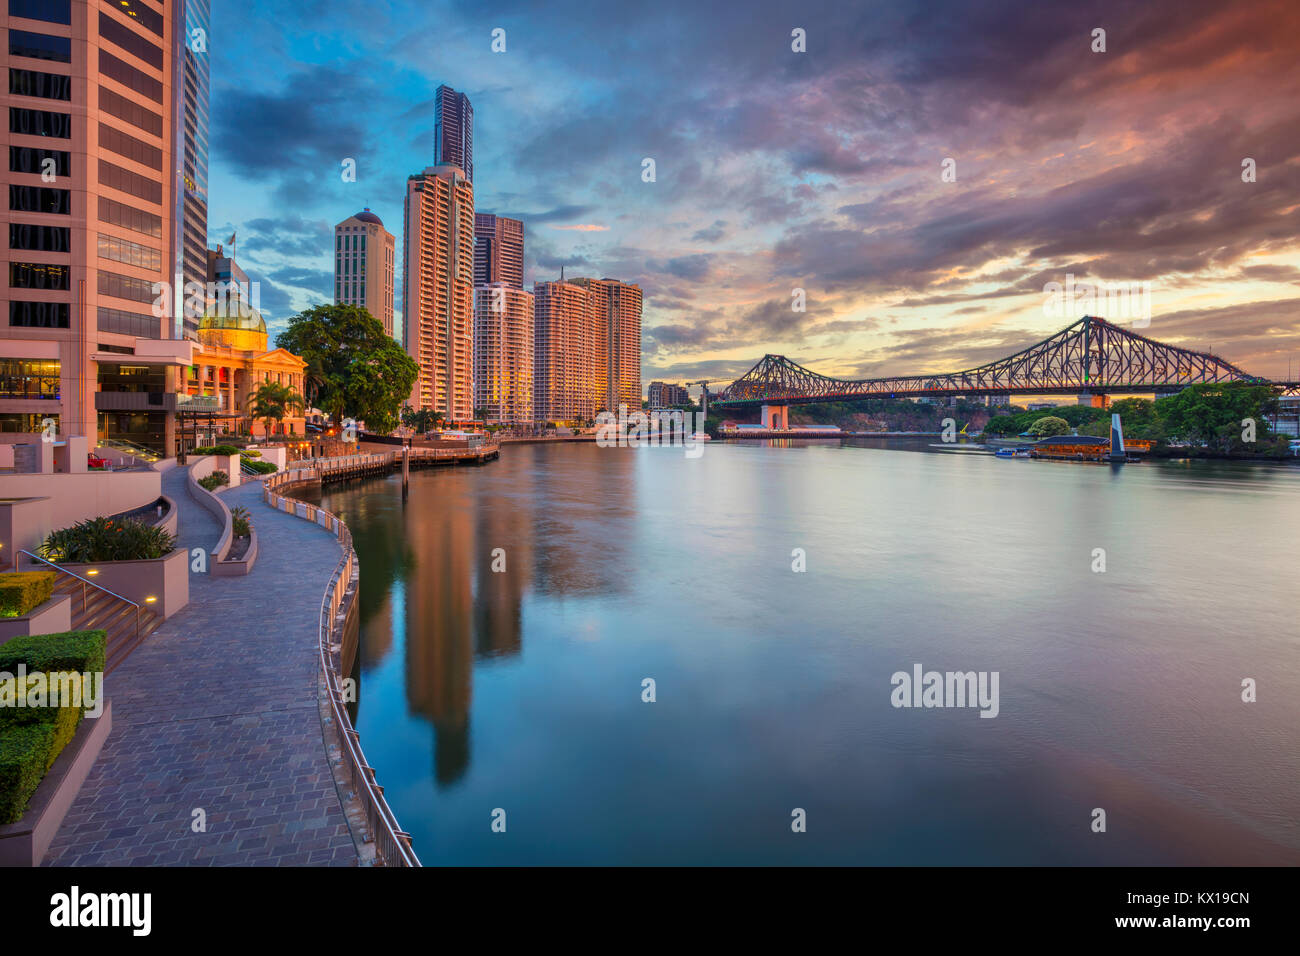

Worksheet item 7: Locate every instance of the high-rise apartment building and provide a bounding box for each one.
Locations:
[403,164,475,421]
[2,0,196,452]
[532,277,643,424]
[173,0,207,340]
[473,282,533,424]
[473,212,522,289]
[570,277,643,413]
[334,208,395,337]
[532,280,595,424]
[432,84,472,183]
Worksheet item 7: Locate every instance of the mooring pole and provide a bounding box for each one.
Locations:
[402,443,410,500]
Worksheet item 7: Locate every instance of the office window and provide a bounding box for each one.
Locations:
[9,146,69,176]
[98,232,161,271]
[98,269,156,304]
[0,357,60,401]
[99,123,161,170]
[99,86,163,137]
[8,0,71,25]
[9,106,70,138]
[9,67,71,100]
[10,261,69,290]
[99,195,161,238]
[105,1,163,38]
[9,184,70,214]
[100,158,162,204]
[99,49,161,103]
[9,301,69,328]
[97,306,157,337]
[9,222,69,251]
[98,11,162,70]
[8,29,71,62]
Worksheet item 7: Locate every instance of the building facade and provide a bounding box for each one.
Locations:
[570,277,642,414]
[403,164,475,421]
[432,84,472,183]
[1,0,197,454]
[473,282,533,424]
[473,212,522,289]
[334,208,395,337]
[648,381,689,409]
[173,0,207,340]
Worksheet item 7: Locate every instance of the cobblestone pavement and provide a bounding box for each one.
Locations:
[43,469,358,866]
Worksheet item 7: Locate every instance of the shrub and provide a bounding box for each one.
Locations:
[198,470,230,491]
[0,723,57,824]
[0,630,105,824]
[39,516,177,563]
[230,506,252,537]
[191,444,242,457]
[245,459,277,475]
[0,571,56,618]
[240,450,262,459]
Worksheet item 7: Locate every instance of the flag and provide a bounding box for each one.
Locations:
[227,231,236,245]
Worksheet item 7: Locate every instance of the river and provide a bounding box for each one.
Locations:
[312,440,1300,865]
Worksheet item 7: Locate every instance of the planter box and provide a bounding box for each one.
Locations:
[0,593,71,644]
[0,700,112,867]
[213,528,258,577]
[56,549,188,619]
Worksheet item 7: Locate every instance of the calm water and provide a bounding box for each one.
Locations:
[315,441,1300,865]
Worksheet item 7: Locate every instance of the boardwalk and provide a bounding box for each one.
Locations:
[42,467,356,866]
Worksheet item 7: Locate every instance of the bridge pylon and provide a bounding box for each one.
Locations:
[761,403,789,429]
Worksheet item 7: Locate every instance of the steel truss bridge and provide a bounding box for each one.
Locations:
[711,315,1299,406]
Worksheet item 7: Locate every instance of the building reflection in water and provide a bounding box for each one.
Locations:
[334,446,637,788]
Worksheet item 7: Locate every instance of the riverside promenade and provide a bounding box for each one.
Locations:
[42,466,357,866]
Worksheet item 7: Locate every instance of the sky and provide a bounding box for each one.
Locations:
[208,0,1300,388]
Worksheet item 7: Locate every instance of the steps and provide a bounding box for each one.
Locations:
[51,577,163,674]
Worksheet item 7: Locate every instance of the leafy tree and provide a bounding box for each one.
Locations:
[276,304,418,433]
[1157,382,1279,452]
[401,406,442,433]
[249,381,305,438]
[1080,398,1164,442]
[1027,415,1070,437]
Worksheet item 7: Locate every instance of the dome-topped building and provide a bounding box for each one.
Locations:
[197,304,268,351]
[335,208,396,336]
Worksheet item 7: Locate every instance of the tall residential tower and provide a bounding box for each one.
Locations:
[473,213,522,289]
[174,0,208,340]
[432,84,472,183]
[334,208,395,337]
[403,165,475,421]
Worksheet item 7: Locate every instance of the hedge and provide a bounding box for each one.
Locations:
[244,459,277,475]
[0,629,105,824]
[191,445,242,456]
[0,571,56,618]
[0,723,57,824]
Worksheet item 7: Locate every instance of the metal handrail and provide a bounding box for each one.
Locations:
[262,472,421,866]
[19,549,142,642]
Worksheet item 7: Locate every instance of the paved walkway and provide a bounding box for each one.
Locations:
[43,468,357,866]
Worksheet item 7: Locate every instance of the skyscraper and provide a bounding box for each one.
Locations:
[403,165,475,421]
[532,280,596,424]
[571,277,643,414]
[334,208,396,337]
[173,0,209,340]
[473,213,522,289]
[433,84,473,183]
[2,0,192,452]
[473,282,533,424]
[532,277,642,423]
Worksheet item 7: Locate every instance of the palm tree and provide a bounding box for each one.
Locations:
[249,381,306,439]
[301,356,326,412]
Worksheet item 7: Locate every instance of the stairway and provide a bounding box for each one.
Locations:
[50,576,163,674]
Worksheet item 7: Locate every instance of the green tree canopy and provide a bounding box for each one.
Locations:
[1027,415,1071,437]
[1156,382,1279,452]
[249,381,305,437]
[276,304,418,433]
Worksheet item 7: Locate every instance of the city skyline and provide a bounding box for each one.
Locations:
[207,0,1300,391]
